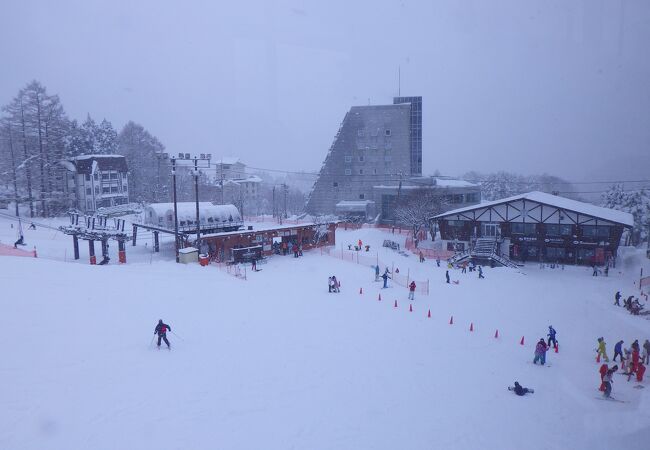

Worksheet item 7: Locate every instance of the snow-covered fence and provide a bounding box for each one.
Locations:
[321,247,430,295]
[212,261,247,280]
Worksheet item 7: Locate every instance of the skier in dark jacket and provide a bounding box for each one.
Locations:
[445,270,450,284]
[154,319,171,349]
[547,326,557,348]
[614,291,622,306]
[613,340,624,362]
[509,381,533,396]
[478,266,484,279]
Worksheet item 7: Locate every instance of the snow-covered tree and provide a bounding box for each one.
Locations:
[394,188,449,240]
[601,184,650,245]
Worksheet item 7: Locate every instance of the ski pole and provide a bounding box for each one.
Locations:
[149,334,155,347]
[171,330,184,341]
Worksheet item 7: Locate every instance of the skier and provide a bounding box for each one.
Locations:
[28,222,36,230]
[436,259,441,267]
[604,266,609,277]
[592,265,598,276]
[381,270,391,289]
[508,381,534,396]
[547,326,557,349]
[13,234,24,248]
[154,319,171,349]
[613,340,624,362]
[408,281,416,300]
[636,361,646,382]
[328,276,334,293]
[533,338,548,365]
[598,363,609,391]
[643,339,650,365]
[332,275,340,293]
[602,365,619,398]
[461,262,467,274]
[478,266,484,279]
[419,251,425,263]
[251,258,257,271]
[445,270,450,284]
[631,339,640,352]
[631,346,640,373]
[614,291,622,306]
[597,337,609,362]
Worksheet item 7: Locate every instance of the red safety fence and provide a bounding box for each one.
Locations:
[0,243,37,258]
[321,246,430,295]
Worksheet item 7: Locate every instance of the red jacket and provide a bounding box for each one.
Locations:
[409,282,416,291]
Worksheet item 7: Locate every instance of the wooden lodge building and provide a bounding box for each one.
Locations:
[432,191,634,266]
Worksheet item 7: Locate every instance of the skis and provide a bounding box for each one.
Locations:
[508,387,535,394]
[527,362,552,367]
[595,397,627,403]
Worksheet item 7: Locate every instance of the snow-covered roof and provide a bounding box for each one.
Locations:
[144,202,241,223]
[71,154,125,160]
[434,191,634,227]
[215,157,242,165]
[63,155,128,174]
[434,178,478,188]
[178,247,198,254]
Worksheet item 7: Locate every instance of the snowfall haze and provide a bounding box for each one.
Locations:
[1,0,649,181]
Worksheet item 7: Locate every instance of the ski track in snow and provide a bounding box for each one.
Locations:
[0,218,649,450]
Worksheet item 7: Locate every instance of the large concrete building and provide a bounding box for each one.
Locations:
[305,97,422,216]
[305,97,480,222]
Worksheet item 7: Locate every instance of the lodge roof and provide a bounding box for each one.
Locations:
[433,191,634,227]
[66,155,128,174]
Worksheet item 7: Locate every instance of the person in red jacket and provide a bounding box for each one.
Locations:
[631,348,640,373]
[636,361,646,382]
[599,364,609,391]
[154,319,171,349]
[408,281,416,300]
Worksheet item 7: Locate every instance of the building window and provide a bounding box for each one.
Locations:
[184,153,190,159]
[85,174,91,181]
[86,188,92,195]
[333,182,338,187]
[94,173,99,180]
[110,172,119,180]
[95,186,99,195]
[178,152,184,158]
[111,186,119,193]
[384,156,392,162]
[359,169,363,175]
[359,194,365,199]
[101,173,110,180]
[385,129,391,136]
[358,156,364,162]
[345,156,352,163]
[86,200,92,210]
[357,129,365,137]
[465,192,479,203]
[452,194,464,204]
[123,184,127,192]
[200,153,205,159]
[345,169,351,175]
[511,223,537,234]
[102,187,110,194]
[545,247,566,259]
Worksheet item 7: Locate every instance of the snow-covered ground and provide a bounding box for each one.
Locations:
[1,215,649,450]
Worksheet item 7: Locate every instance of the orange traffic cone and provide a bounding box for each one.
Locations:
[427,309,431,318]
[520,336,525,346]
[409,304,413,312]
[394,300,398,308]
[449,316,453,325]
[469,323,474,332]
[494,329,499,338]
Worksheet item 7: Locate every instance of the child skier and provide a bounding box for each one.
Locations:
[602,365,619,398]
[332,275,340,293]
[613,340,624,362]
[478,266,484,279]
[154,319,171,349]
[547,326,557,348]
[508,381,534,396]
[614,291,622,306]
[597,337,609,362]
[381,269,391,289]
[445,270,450,284]
[599,364,609,391]
[533,339,548,365]
[408,281,416,300]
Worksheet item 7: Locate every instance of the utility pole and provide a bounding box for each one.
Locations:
[283,183,288,219]
[171,157,180,263]
[193,157,201,247]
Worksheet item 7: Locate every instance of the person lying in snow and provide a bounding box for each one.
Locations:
[508,381,534,395]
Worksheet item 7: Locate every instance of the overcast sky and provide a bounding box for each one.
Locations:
[1,0,649,186]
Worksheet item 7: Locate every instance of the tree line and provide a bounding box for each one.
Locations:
[0,80,172,217]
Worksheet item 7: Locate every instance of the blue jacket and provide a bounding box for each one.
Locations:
[548,327,556,338]
[615,341,623,353]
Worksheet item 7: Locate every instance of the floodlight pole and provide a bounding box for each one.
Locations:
[194,157,201,247]
[171,157,180,263]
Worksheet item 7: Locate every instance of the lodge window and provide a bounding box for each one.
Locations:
[545,247,566,259]
[465,193,479,203]
[111,186,119,193]
[581,226,609,238]
[546,224,572,236]
[102,187,110,194]
[359,156,365,162]
[101,173,110,180]
[345,156,352,163]
[86,188,92,195]
[511,223,537,234]
[359,194,365,199]
[447,220,465,227]
[345,169,351,175]
[577,248,595,260]
[385,129,391,136]
[85,174,91,181]
[451,194,464,204]
[94,173,99,180]
[110,172,119,180]
[357,129,365,137]
[333,182,338,187]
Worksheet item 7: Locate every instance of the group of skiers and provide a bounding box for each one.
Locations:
[614,291,646,315]
[597,337,648,397]
[444,265,484,284]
